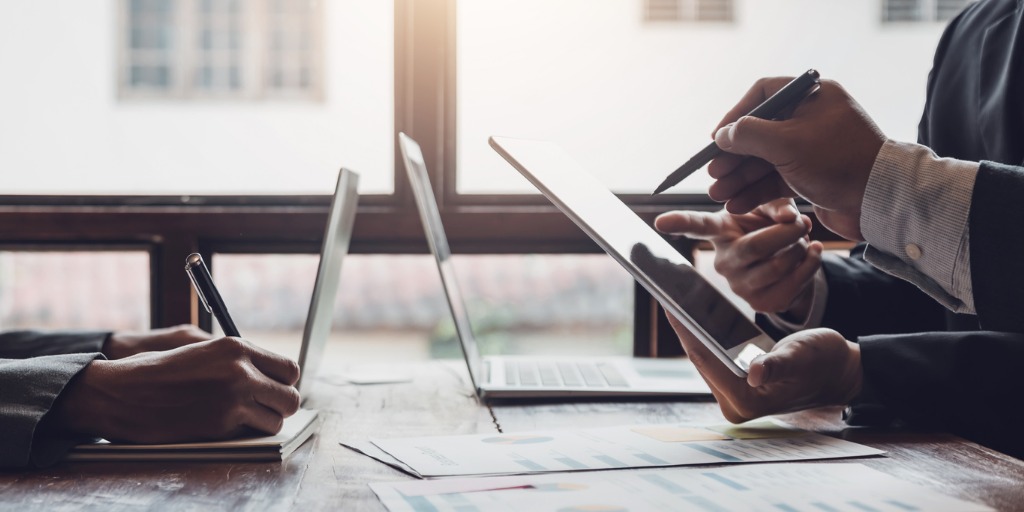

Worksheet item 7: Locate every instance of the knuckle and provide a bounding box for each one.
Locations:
[213,336,248,358]
[285,387,302,414]
[733,241,756,263]
[712,257,729,275]
[184,324,208,338]
[218,408,245,437]
[770,256,790,275]
[732,116,751,135]
[267,414,285,434]
[753,77,774,92]
[223,361,252,385]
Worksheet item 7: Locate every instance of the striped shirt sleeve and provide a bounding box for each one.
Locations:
[859,140,978,314]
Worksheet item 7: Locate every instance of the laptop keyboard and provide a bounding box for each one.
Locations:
[503,361,630,388]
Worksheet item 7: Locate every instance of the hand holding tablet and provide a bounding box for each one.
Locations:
[489,136,776,377]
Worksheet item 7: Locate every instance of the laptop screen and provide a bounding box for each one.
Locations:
[297,168,359,400]
[398,134,485,391]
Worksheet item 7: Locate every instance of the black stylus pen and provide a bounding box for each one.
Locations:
[652,69,821,195]
[185,253,241,337]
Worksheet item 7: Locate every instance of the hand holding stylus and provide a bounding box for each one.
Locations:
[705,78,886,241]
[653,70,821,195]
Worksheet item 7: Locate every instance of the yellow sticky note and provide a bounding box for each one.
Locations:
[631,426,730,443]
[707,420,807,440]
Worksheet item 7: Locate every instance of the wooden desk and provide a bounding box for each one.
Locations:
[2,361,1023,511]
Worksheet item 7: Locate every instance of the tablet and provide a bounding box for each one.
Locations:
[489,136,776,377]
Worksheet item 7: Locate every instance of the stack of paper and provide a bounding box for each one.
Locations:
[68,408,319,462]
[343,419,883,478]
[371,463,992,512]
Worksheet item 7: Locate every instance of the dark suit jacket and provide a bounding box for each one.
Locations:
[0,331,108,468]
[761,0,1024,458]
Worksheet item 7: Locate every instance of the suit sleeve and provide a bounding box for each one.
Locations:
[854,331,1024,459]
[815,245,948,340]
[968,161,1024,332]
[0,353,103,468]
[0,330,109,468]
[0,330,110,359]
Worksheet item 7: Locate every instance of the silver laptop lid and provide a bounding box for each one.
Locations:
[296,168,360,400]
[398,133,484,391]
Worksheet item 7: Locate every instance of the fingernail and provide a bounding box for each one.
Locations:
[715,123,735,149]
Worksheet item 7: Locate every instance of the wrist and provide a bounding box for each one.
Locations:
[102,332,127,359]
[841,340,863,404]
[780,283,814,323]
[50,360,116,437]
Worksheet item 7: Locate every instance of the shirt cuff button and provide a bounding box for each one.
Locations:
[905,243,923,261]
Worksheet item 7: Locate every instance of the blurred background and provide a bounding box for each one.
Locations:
[0,0,962,363]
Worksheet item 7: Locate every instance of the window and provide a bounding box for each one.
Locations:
[457,0,949,195]
[0,0,393,195]
[1,0,955,350]
[210,254,632,364]
[883,0,972,23]
[120,0,324,100]
[644,0,734,23]
[0,251,150,331]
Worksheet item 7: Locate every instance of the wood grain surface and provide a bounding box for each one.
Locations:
[1,362,1021,511]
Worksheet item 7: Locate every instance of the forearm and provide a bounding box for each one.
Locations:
[0,330,110,359]
[0,353,103,468]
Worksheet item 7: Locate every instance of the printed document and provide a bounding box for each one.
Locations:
[356,419,883,477]
[370,462,991,512]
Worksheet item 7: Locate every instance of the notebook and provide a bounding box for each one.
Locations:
[67,409,319,462]
[67,168,358,461]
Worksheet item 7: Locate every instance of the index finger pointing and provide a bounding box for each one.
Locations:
[654,211,731,241]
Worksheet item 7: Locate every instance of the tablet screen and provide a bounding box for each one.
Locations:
[490,137,770,371]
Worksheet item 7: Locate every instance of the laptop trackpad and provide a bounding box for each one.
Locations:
[628,359,699,381]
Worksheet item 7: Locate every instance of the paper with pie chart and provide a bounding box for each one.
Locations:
[365,419,883,478]
[370,463,991,512]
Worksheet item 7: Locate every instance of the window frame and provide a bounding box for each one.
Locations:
[1,0,839,354]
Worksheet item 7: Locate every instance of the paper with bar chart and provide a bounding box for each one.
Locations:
[370,463,991,512]
[359,419,883,478]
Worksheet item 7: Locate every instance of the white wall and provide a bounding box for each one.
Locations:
[0,1,950,195]
[457,0,949,193]
[0,0,394,195]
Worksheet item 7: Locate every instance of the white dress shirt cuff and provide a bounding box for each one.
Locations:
[860,140,978,314]
[764,265,829,334]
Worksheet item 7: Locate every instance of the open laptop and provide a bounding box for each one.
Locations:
[294,168,360,401]
[398,133,710,399]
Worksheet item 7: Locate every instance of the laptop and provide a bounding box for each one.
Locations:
[398,133,710,399]
[294,168,360,401]
[489,136,777,378]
